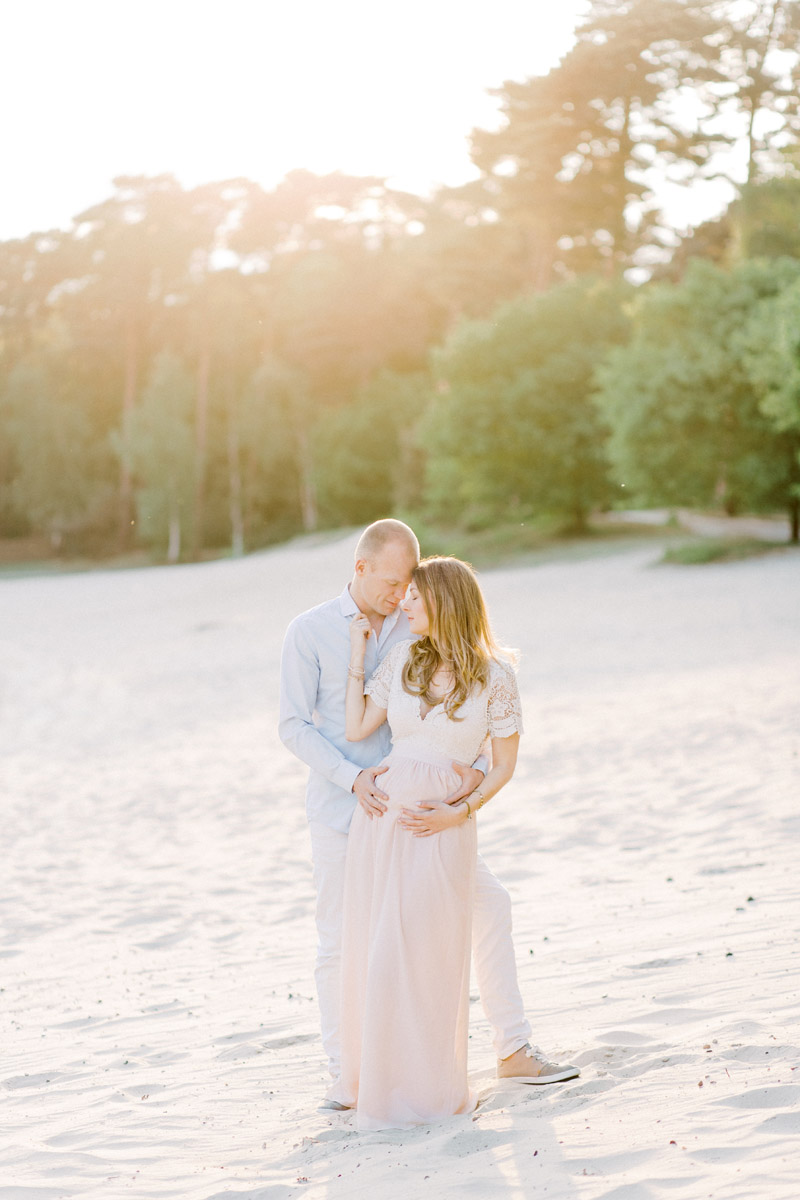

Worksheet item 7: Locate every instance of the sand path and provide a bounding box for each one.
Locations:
[2,536,799,1199]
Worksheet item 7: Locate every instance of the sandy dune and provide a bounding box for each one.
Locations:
[2,534,799,1199]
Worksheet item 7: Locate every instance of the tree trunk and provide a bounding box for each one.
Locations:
[743,0,781,187]
[118,315,138,548]
[528,227,555,293]
[786,437,799,543]
[167,494,181,564]
[296,425,318,532]
[227,391,245,557]
[192,343,211,559]
[612,96,633,276]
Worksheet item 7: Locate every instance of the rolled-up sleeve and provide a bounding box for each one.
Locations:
[279,618,362,795]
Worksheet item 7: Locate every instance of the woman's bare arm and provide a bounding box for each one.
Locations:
[345,614,389,741]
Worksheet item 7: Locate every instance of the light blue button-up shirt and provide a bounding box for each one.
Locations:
[279,584,412,833]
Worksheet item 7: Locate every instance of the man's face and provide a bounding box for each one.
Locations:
[356,541,417,619]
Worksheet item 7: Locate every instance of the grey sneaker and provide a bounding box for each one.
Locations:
[497,1044,580,1085]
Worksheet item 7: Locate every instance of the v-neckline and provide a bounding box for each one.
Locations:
[418,698,444,722]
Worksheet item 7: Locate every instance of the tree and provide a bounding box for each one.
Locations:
[594,257,800,530]
[239,356,311,543]
[661,159,800,281]
[734,171,800,259]
[741,276,800,540]
[123,352,195,561]
[423,279,630,528]
[2,323,105,549]
[471,1,800,285]
[704,0,800,187]
[0,231,76,365]
[234,171,451,399]
[312,370,430,527]
[471,0,724,283]
[409,182,531,324]
[68,175,224,545]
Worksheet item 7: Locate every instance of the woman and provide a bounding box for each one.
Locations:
[334,556,524,1130]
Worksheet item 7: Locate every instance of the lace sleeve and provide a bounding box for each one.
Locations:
[487,660,524,738]
[364,640,412,710]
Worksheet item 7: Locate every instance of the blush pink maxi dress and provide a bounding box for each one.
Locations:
[334,640,523,1131]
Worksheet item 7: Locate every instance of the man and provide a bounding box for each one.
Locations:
[279,519,578,1106]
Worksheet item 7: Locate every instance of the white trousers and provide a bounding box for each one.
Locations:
[309,820,532,1081]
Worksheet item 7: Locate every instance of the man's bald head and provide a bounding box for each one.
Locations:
[350,520,420,623]
[354,519,420,567]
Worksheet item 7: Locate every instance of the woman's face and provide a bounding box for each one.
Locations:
[401,581,430,636]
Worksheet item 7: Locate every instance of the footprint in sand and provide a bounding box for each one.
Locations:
[595,1030,656,1046]
[716,1085,800,1110]
[3,1071,70,1090]
[698,863,765,875]
[628,956,689,970]
[760,1111,800,1135]
[562,1078,616,1097]
[260,1032,318,1050]
[719,1042,799,1064]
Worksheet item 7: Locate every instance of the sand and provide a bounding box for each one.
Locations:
[2,533,799,1200]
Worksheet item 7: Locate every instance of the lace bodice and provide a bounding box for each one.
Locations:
[365,639,523,765]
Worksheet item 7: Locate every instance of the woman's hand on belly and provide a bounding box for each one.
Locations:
[397,798,469,837]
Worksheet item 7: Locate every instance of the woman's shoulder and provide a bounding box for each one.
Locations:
[366,638,413,701]
[382,638,414,671]
[389,636,414,657]
[486,654,523,734]
[487,654,518,686]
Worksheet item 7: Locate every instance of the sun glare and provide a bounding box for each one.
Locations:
[3,0,586,238]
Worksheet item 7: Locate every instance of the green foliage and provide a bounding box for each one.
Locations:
[594,258,800,517]
[660,537,783,564]
[122,352,194,559]
[740,275,800,534]
[422,279,631,527]
[4,39,800,566]
[312,371,430,527]
[735,175,800,260]
[741,276,800,434]
[1,322,110,547]
[239,357,308,542]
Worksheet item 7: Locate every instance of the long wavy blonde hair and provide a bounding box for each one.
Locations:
[402,556,513,718]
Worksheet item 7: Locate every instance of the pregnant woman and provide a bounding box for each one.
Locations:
[334,556,524,1130]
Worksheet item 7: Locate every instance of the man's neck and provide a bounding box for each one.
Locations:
[348,580,384,636]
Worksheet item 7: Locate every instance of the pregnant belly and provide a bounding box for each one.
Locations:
[378,752,461,811]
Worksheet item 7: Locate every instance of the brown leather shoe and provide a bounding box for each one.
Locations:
[497,1044,580,1085]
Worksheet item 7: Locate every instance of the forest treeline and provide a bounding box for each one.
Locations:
[2,0,800,559]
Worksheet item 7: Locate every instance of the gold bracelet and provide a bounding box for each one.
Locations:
[462,798,472,820]
[471,789,486,810]
[348,666,365,680]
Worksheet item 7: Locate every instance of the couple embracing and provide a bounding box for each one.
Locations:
[279,519,578,1131]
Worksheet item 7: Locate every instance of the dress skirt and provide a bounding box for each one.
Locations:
[336,745,477,1130]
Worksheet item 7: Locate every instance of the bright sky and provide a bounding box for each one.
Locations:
[4,0,730,243]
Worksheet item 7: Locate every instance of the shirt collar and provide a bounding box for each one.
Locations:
[339,584,360,617]
[339,584,403,635]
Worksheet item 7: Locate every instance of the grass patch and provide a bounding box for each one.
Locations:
[403,513,671,570]
[659,537,784,565]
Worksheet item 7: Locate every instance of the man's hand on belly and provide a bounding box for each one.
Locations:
[353,766,389,819]
[443,762,484,805]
